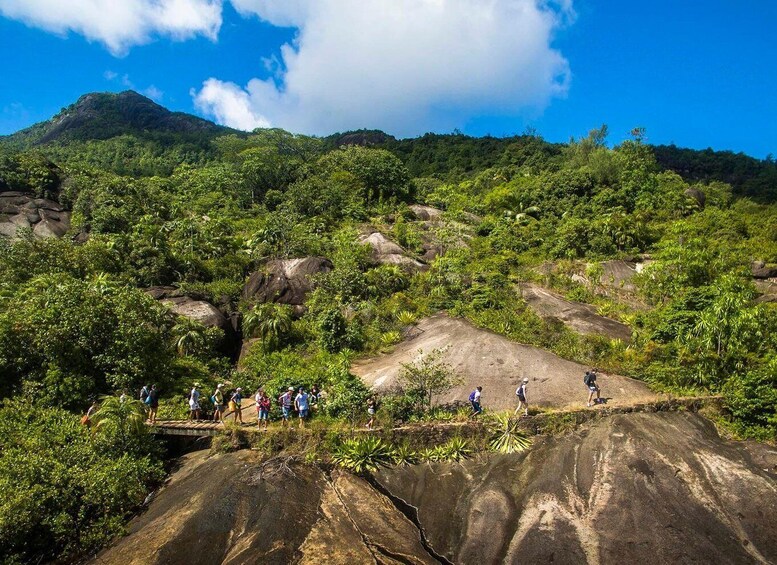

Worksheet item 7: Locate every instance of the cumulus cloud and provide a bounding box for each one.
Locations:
[0,0,222,55]
[192,79,271,130]
[194,0,574,135]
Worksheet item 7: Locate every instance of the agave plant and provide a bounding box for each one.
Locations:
[437,437,473,461]
[489,413,533,454]
[380,330,402,347]
[332,436,396,473]
[396,310,418,327]
[392,443,420,466]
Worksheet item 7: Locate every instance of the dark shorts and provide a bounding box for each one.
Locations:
[282,406,292,418]
[298,408,309,418]
[471,401,482,413]
[517,394,526,402]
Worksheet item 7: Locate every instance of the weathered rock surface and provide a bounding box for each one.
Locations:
[243,257,333,305]
[94,412,777,564]
[359,231,427,271]
[0,191,70,239]
[376,412,777,564]
[147,287,231,332]
[352,313,653,410]
[752,261,777,280]
[409,204,443,221]
[95,452,439,565]
[755,279,777,303]
[520,283,633,341]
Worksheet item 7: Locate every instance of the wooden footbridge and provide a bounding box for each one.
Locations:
[152,399,259,436]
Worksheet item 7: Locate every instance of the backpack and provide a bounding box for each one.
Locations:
[583,372,593,386]
[144,393,153,405]
[140,387,149,401]
[469,390,476,402]
[210,394,217,404]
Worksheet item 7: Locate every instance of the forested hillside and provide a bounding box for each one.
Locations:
[1,91,776,563]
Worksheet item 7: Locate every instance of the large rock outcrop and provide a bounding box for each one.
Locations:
[520,283,633,341]
[0,191,71,239]
[376,412,777,564]
[352,313,651,410]
[146,287,240,357]
[359,231,427,271]
[242,257,333,306]
[94,412,777,564]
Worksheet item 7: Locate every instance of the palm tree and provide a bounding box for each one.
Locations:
[92,395,148,451]
[172,317,207,356]
[243,302,294,350]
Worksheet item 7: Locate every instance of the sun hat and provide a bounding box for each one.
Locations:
[288,386,294,391]
[522,378,529,383]
[217,383,223,388]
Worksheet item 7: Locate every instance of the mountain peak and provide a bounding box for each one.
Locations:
[4,90,233,146]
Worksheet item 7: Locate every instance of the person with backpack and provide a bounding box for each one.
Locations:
[257,391,271,430]
[139,384,150,404]
[468,386,483,417]
[366,397,376,430]
[584,369,601,407]
[189,383,201,420]
[231,388,244,424]
[295,387,310,428]
[278,387,294,428]
[146,384,159,424]
[515,378,529,416]
[212,384,225,423]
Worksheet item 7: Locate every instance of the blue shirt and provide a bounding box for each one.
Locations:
[295,392,309,410]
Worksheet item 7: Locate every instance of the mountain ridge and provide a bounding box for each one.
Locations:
[1,90,236,146]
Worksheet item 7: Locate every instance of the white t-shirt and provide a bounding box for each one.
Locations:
[473,389,481,402]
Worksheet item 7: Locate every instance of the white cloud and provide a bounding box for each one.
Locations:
[0,0,223,55]
[194,0,574,135]
[192,78,271,130]
[142,85,165,101]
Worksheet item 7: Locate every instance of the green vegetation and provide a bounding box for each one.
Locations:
[0,398,163,564]
[1,92,776,562]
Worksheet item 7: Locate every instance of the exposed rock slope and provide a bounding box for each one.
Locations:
[95,412,777,564]
[520,283,632,341]
[352,313,654,410]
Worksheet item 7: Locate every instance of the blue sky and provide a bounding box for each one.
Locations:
[0,0,774,158]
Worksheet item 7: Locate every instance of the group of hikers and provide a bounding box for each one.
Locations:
[185,382,325,428]
[468,368,604,417]
[128,368,604,429]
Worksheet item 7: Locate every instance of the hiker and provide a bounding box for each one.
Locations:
[310,385,321,411]
[254,387,264,423]
[231,388,243,423]
[212,384,225,422]
[81,400,98,427]
[584,369,601,407]
[257,391,271,430]
[119,390,127,403]
[469,386,483,417]
[295,387,310,428]
[146,384,159,424]
[279,387,294,428]
[189,383,201,420]
[366,397,376,430]
[515,378,529,416]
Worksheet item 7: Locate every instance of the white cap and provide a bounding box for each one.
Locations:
[522,378,529,383]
